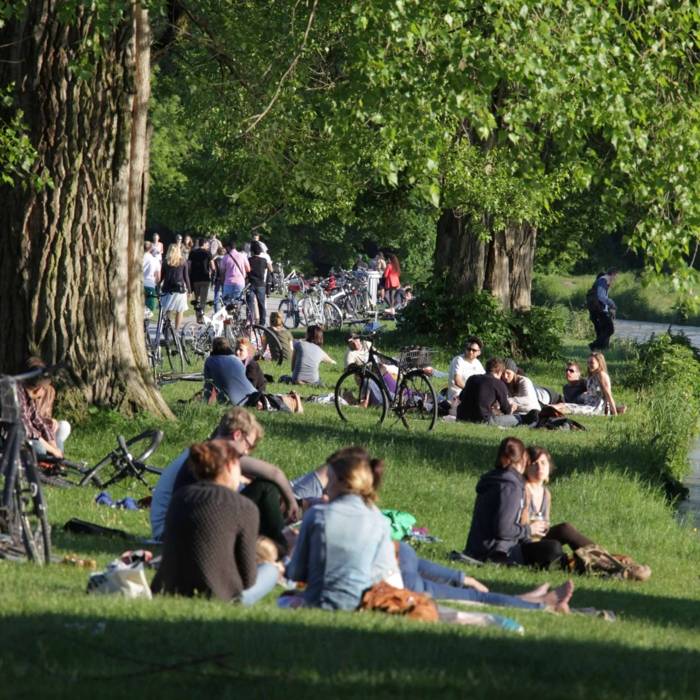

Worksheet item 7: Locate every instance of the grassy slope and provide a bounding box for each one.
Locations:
[2,332,700,699]
[533,271,700,326]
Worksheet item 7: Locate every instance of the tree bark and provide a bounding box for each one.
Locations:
[0,0,172,417]
[434,208,536,311]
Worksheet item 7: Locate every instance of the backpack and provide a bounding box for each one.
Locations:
[586,281,602,313]
[570,544,651,581]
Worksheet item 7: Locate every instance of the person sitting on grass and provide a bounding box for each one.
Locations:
[363,454,574,613]
[562,361,588,404]
[18,357,71,459]
[562,352,625,416]
[502,359,541,416]
[289,325,336,386]
[203,337,257,405]
[463,436,566,569]
[150,408,299,551]
[456,357,521,427]
[234,338,266,393]
[151,439,281,604]
[266,311,293,364]
[284,446,400,610]
[447,337,485,402]
[524,446,650,580]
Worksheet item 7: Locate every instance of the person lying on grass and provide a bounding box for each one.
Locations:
[524,446,650,581]
[464,436,567,569]
[365,454,574,613]
[287,447,573,612]
[150,408,299,552]
[151,439,280,604]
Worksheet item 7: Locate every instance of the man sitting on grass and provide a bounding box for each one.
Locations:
[456,357,521,427]
[150,408,299,553]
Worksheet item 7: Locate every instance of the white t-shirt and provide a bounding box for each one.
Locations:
[143,252,161,288]
[448,354,485,400]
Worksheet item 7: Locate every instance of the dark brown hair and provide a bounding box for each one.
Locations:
[187,439,242,481]
[306,325,324,346]
[526,445,555,480]
[495,436,527,470]
[485,357,505,374]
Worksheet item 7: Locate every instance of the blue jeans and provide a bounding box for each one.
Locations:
[213,283,223,312]
[397,542,542,610]
[239,563,279,606]
[223,283,243,304]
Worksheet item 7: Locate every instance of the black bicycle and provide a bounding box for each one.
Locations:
[0,365,58,564]
[334,333,438,431]
[39,429,164,490]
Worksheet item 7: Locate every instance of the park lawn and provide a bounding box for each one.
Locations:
[1,331,699,699]
[532,271,700,326]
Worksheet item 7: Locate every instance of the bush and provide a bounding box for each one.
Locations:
[620,333,700,490]
[398,277,563,359]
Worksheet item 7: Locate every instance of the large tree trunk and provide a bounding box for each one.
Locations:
[0,1,171,416]
[435,208,536,311]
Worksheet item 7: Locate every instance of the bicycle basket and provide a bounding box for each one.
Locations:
[0,378,20,423]
[399,346,433,369]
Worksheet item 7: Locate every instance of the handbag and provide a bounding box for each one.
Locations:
[359,581,439,622]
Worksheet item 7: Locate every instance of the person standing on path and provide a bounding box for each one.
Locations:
[219,239,250,302]
[247,241,272,324]
[188,238,214,322]
[588,268,618,351]
[143,241,161,313]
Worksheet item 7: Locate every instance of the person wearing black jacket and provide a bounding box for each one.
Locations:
[464,436,565,569]
[456,357,521,427]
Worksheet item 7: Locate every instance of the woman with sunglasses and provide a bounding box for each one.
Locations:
[562,353,625,416]
[447,337,485,402]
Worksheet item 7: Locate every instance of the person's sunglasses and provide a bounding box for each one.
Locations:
[565,368,576,373]
[467,346,480,352]
[243,434,256,451]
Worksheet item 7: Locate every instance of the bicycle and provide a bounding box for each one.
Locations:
[145,295,190,382]
[0,365,58,564]
[38,429,164,490]
[277,270,306,329]
[334,334,438,431]
[297,283,343,330]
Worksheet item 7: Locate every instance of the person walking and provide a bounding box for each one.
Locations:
[587,268,618,351]
[160,243,191,330]
[188,238,214,322]
[219,240,250,302]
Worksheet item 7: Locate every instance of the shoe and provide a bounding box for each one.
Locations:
[94,491,114,507]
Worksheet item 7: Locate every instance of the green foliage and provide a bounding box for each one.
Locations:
[622,334,700,488]
[398,277,563,358]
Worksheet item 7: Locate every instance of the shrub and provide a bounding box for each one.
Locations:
[398,276,563,359]
[620,333,700,490]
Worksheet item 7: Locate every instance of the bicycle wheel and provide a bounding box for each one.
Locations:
[15,458,51,564]
[249,325,284,365]
[162,323,185,374]
[342,293,360,320]
[323,301,343,330]
[80,430,163,488]
[395,370,438,431]
[334,367,388,426]
[277,299,297,329]
[177,325,194,366]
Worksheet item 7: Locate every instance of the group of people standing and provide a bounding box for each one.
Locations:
[142,232,273,330]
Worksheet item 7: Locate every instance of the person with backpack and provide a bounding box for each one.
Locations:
[587,268,618,351]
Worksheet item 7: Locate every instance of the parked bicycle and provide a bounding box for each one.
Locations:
[298,283,343,330]
[0,364,58,564]
[334,333,438,431]
[144,295,190,382]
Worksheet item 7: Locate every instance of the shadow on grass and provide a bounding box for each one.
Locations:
[2,611,698,699]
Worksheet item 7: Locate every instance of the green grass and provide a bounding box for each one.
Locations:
[2,331,700,699]
[533,271,700,326]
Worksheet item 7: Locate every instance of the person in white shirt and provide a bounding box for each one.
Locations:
[143,241,161,313]
[447,337,485,401]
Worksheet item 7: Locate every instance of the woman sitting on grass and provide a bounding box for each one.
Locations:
[290,325,336,386]
[285,446,399,610]
[563,352,625,416]
[524,446,650,580]
[152,439,281,604]
[266,311,294,363]
[463,437,566,569]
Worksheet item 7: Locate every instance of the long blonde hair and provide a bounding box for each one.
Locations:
[327,446,377,505]
[165,243,185,267]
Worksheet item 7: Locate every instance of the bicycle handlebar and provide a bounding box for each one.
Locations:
[1,362,69,384]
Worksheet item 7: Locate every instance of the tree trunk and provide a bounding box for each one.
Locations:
[0,1,172,417]
[434,208,536,311]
